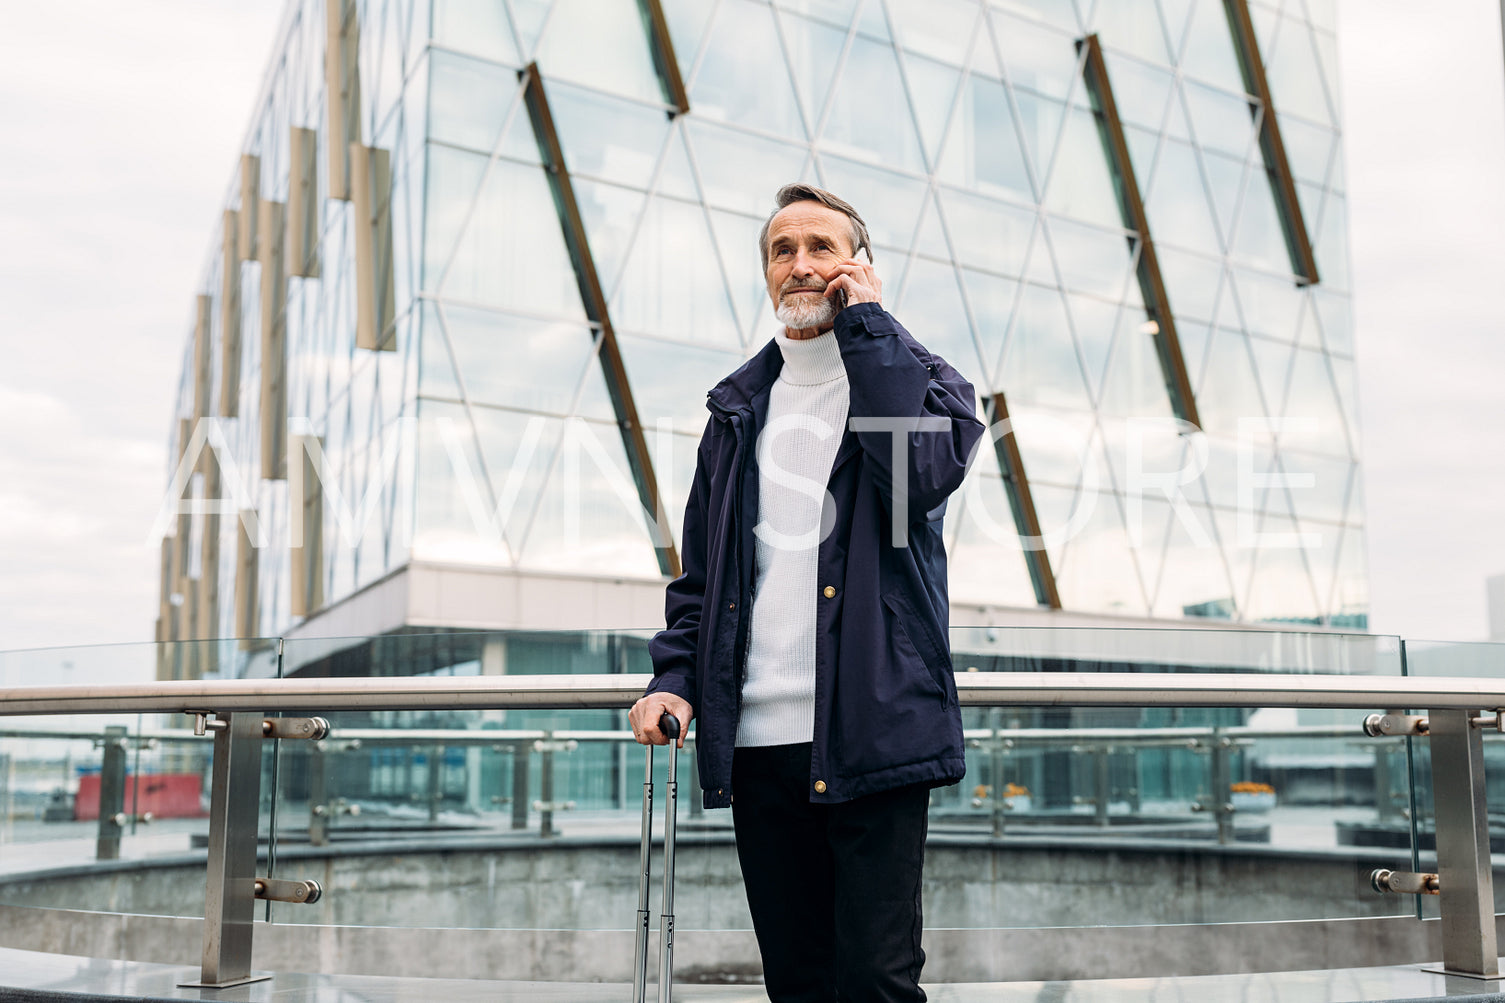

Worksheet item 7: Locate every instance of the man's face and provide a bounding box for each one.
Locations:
[764,201,855,330]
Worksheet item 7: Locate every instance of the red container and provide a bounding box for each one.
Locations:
[75,774,205,820]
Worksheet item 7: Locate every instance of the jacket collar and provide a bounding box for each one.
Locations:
[706,332,863,471]
[706,336,783,417]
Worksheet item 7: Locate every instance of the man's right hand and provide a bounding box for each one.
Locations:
[630,692,694,749]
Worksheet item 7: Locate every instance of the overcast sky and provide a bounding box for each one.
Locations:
[0,0,1501,657]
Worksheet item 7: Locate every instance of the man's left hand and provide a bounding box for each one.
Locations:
[824,258,882,308]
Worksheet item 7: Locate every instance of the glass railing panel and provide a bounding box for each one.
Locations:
[947,624,1404,676]
[929,701,1414,928]
[265,630,650,929]
[1401,638,1505,919]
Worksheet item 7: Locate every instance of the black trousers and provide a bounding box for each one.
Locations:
[731,743,929,1002]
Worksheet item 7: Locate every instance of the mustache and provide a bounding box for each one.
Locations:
[780,277,827,295]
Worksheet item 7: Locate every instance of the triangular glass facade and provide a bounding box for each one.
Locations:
[167,0,1365,651]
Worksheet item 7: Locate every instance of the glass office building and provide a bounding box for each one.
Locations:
[157,0,1364,677]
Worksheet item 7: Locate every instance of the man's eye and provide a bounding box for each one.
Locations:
[775,247,792,257]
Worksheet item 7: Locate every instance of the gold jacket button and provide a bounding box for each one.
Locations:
[822,586,836,599]
[814,780,827,794]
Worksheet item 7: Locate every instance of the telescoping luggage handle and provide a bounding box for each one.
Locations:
[634,712,681,1003]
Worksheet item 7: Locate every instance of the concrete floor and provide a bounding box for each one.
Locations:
[6,948,1505,1003]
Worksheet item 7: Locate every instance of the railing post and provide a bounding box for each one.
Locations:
[186,711,267,988]
[990,710,1005,838]
[1211,731,1234,845]
[95,725,128,861]
[1427,707,1499,978]
[1093,746,1110,828]
[538,734,556,838]
[427,744,443,822]
[308,742,328,847]
[687,736,703,820]
[511,740,529,831]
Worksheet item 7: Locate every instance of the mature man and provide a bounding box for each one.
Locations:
[629,184,984,1001]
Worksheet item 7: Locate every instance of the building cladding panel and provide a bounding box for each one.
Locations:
[163,0,1364,667]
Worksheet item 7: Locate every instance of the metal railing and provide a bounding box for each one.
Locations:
[3,671,1505,985]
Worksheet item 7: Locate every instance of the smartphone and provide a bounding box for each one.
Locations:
[834,287,848,312]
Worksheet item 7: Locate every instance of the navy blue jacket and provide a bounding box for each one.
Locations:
[645,302,986,809]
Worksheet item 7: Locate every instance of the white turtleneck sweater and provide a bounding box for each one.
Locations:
[736,328,850,747]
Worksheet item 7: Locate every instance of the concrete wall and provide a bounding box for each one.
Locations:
[0,834,1416,933]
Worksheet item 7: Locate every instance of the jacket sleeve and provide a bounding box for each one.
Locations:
[833,301,986,519]
[644,416,715,712]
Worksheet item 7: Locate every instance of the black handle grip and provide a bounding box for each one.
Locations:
[659,713,681,742]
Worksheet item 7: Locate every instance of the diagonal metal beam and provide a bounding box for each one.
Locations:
[520,63,682,579]
[1221,0,1321,286]
[988,393,1062,610]
[637,0,690,116]
[1078,34,1201,429]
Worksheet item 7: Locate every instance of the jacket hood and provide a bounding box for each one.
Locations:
[706,336,783,415]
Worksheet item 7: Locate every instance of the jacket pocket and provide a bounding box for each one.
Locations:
[881,592,952,707]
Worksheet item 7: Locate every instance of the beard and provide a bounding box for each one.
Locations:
[774,281,837,330]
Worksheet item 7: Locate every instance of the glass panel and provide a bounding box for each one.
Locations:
[662,0,718,79]
[1245,334,1292,413]
[534,0,664,103]
[998,285,1094,412]
[820,32,927,171]
[1232,171,1296,276]
[774,0,861,25]
[1102,51,1175,132]
[517,418,666,577]
[1043,107,1124,228]
[939,73,1035,203]
[1279,115,1336,188]
[573,177,650,295]
[1314,190,1349,291]
[1157,245,1222,323]
[706,208,770,336]
[692,0,806,137]
[894,258,989,389]
[815,154,929,252]
[1266,21,1333,126]
[1280,346,1350,456]
[431,0,518,64]
[1055,490,1150,615]
[1176,0,1248,94]
[946,467,1042,607]
[1278,449,1352,525]
[1230,267,1303,343]
[1011,90,1069,189]
[1182,80,1256,159]
[548,83,670,190]
[889,0,979,65]
[1043,215,1134,300]
[433,303,598,416]
[1089,0,1172,65]
[960,267,1020,379]
[430,152,589,320]
[779,10,851,132]
[1313,289,1353,359]
[937,187,1037,278]
[1097,309,1176,418]
[1064,292,1118,399]
[904,53,964,168]
[612,196,742,348]
[1143,139,1221,256]
[685,119,808,215]
[1195,327,1263,440]
[617,334,745,430]
[428,51,519,153]
[991,10,1081,100]
[990,0,1081,32]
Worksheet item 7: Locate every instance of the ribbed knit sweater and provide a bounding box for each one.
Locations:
[735,328,850,747]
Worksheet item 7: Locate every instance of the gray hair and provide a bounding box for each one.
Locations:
[757,183,873,273]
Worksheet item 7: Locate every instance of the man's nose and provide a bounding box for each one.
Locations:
[791,248,817,276]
